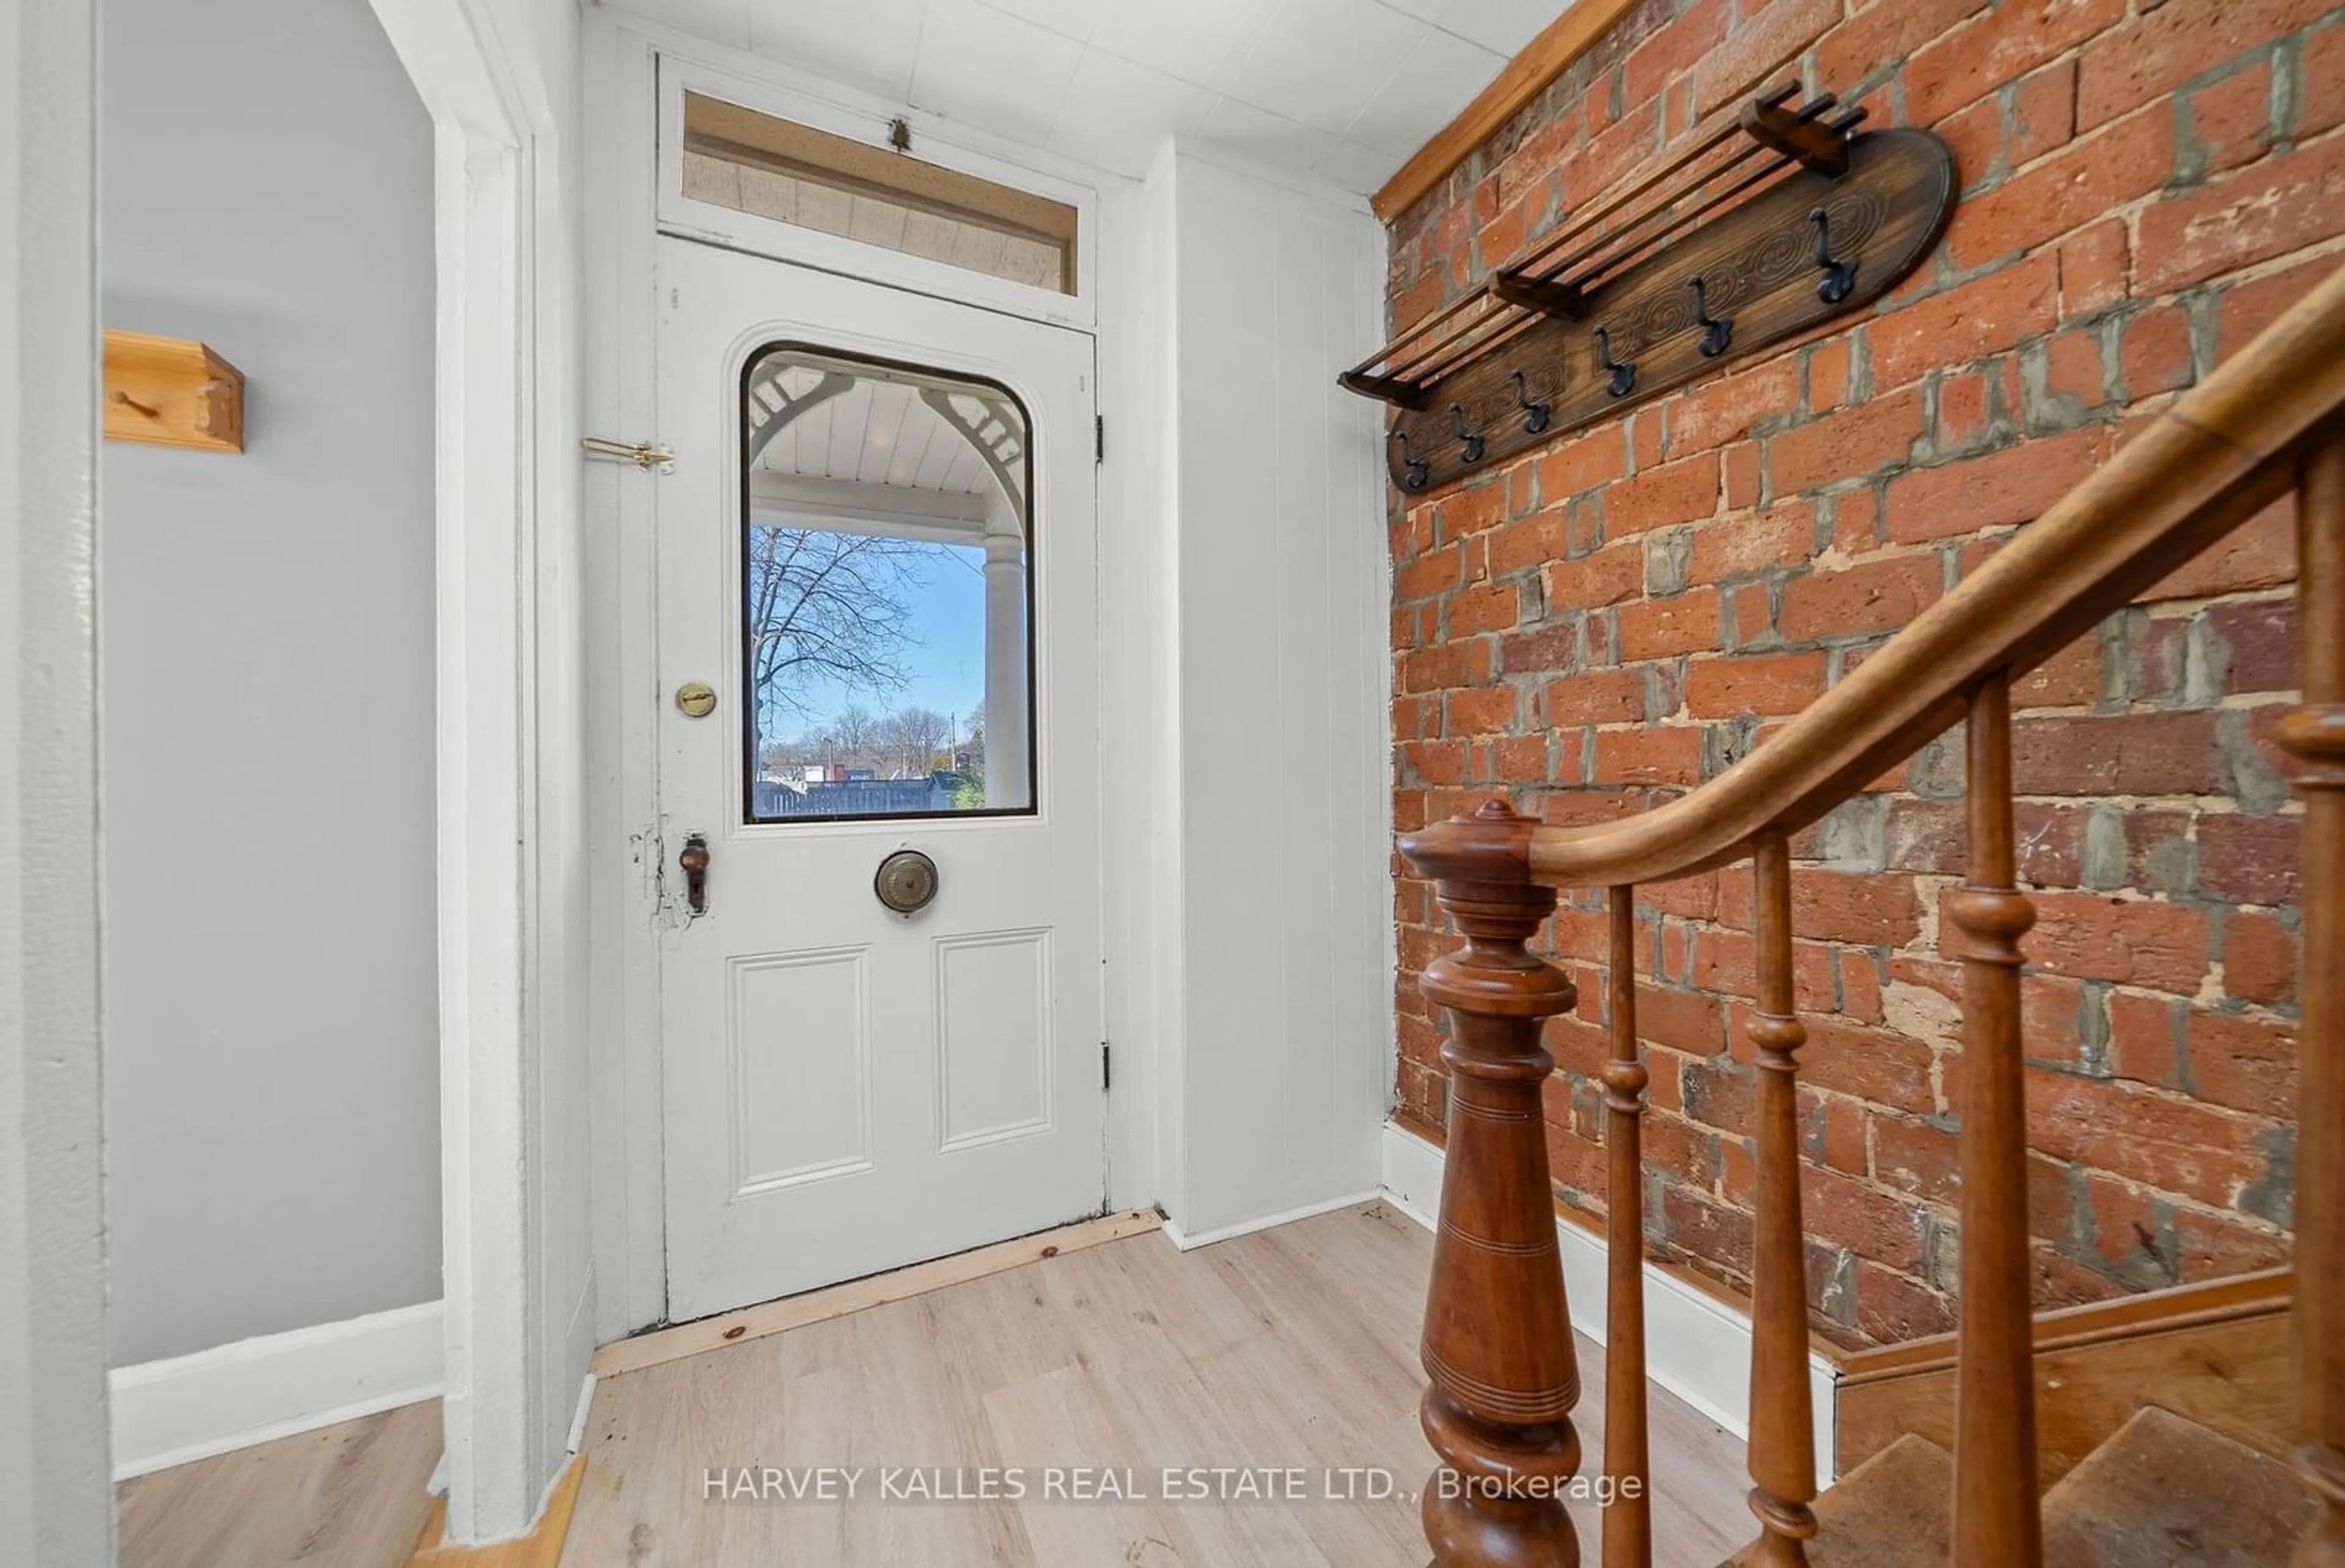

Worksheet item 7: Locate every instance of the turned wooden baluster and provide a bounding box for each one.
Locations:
[1945,677,2043,1566]
[1400,799,1586,1567]
[2288,431,2345,1568]
[1603,888,1652,1567]
[1745,834,1817,1566]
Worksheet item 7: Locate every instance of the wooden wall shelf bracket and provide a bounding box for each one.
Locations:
[1342,83,1954,496]
[1740,90,1859,175]
[1337,368,1433,410]
[103,330,245,454]
[1489,273,1588,321]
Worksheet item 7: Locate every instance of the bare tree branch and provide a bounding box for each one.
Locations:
[746,526,934,740]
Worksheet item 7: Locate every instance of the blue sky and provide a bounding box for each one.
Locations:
[763,539,995,745]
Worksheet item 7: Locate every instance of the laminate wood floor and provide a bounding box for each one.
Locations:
[569,1202,1754,1567]
[115,1396,442,1568]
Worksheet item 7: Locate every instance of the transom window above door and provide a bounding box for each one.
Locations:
[683,92,1077,296]
[740,344,1036,824]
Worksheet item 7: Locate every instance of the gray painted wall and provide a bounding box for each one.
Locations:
[101,0,441,1367]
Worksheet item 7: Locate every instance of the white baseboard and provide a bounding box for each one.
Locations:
[565,1372,598,1455]
[1160,1186,1386,1251]
[1376,1116,1448,1232]
[109,1299,445,1481]
[1381,1120,1837,1485]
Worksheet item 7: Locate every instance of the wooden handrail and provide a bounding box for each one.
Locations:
[1524,259,2345,891]
[1400,259,2345,1568]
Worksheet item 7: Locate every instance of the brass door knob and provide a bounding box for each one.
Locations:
[874,850,938,916]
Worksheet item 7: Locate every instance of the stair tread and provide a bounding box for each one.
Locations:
[2041,1405,2316,1568]
[1720,1434,1953,1567]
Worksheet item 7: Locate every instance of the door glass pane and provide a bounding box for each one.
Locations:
[741,344,1034,822]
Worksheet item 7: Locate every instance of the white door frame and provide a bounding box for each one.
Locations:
[4,1,569,1550]
[0,1,111,1559]
[366,0,569,1544]
[582,9,1168,1345]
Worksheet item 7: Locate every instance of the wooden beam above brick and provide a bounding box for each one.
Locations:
[1371,0,1646,225]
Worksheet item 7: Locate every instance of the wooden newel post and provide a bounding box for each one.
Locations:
[1400,799,1585,1567]
[2286,432,2345,1567]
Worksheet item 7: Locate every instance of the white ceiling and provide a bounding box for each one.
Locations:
[628,0,1569,191]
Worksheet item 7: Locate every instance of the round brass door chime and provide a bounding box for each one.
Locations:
[874,849,939,916]
[675,681,717,717]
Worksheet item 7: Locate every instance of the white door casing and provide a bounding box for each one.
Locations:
[652,236,1105,1322]
[2,0,112,1556]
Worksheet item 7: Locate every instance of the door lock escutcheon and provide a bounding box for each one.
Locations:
[675,681,717,718]
[874,849,939,916]
[679,833,710,915]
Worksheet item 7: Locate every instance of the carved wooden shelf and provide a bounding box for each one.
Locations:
[1342,84,1955,497]
[103,330,245,454]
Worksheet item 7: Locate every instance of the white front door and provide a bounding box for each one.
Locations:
[653,236,1105,1323]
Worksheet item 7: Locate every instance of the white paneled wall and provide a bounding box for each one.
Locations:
[1154,147,1392,1240]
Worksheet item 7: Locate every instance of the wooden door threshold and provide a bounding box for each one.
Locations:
[592,1208,1163,1378]
[409,1453,584,1568]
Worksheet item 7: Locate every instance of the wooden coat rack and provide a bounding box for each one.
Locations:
[103,330,245,454]
[1343,85,1956,496]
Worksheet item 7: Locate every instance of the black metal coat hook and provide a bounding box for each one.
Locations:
[1810,207,1858,304]
[1689,275,1733,358]
[1449,403,1486,465]
[1510,370,1551,435]
[1594,326,1636,398]
[1390,428,1430,492]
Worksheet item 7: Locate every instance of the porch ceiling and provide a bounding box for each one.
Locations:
[754,372,1000,498]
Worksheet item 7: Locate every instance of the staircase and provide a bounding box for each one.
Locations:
[1761,1408,2318,1568]
[1394,259,2345,1566]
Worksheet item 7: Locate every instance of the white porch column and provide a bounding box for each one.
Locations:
[983,509,1030,808]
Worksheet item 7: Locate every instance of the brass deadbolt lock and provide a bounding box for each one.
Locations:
[675,681,717,718]
[874,849,939,916]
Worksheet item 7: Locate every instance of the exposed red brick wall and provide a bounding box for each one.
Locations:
[1386,0,2338,1345]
